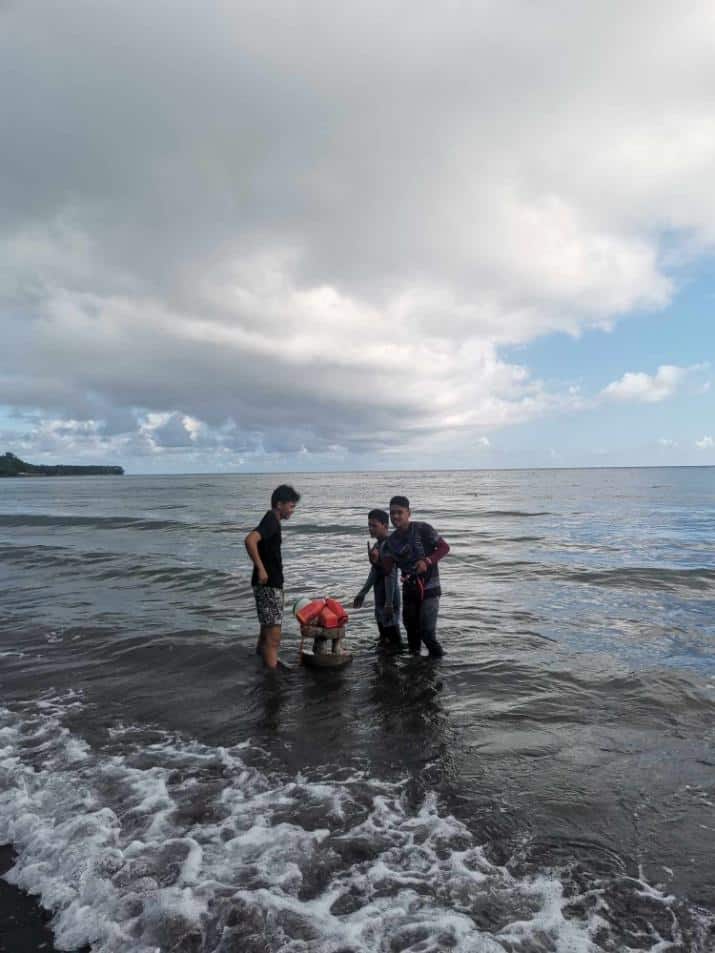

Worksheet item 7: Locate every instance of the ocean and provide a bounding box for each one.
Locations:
[0,467,713,953]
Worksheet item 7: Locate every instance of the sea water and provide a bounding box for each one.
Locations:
[1,468,713,952]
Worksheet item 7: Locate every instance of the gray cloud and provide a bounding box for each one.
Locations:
[2,1,714,465]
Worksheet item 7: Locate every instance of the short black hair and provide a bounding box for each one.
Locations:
[271,484,301,507]
[389,495,410,509]
[368,508,389,525]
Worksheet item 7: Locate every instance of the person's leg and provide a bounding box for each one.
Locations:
[376,618,402,651]
[255,587,284,668]
[381,624,403,651]
[261,624,282,668]
[390,591,403,650]
[419,597,443,658]
[403,596,421,654]
[253,587,265,655]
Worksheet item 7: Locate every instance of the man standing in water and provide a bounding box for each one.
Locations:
[382,496,450,657]
[244,484,300,669]
[353,508,402,651]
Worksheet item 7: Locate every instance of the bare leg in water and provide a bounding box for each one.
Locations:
[258,624,282,669]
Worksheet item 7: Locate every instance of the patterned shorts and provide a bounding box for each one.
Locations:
[253,586,284,627]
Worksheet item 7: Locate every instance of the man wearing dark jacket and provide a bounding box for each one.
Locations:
[381,496,450,657]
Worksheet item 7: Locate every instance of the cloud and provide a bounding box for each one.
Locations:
[695,435,713,449]
[147,413,197,449]
[601,364,702,403]
[2,2,715,464]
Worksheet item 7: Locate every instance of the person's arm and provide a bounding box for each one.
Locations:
[244,529,268,585]
[427,536,450,565]
[415,526,450,575]
[353,565,377,608]
[380,551,395,574]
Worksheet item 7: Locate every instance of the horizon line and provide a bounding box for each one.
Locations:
[115,463,715,477]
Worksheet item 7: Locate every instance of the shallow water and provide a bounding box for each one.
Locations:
[1,468,714,952]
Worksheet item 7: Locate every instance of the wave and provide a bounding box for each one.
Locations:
[4,539,712,601]
[0,513,189,531]
[478,510,551,518]
[452,554,715,593]
[0,542,120,571]
[114,563,249,594]
[0,544,251,603]
[565,566,715,592]
[2,697,711,953]
[0,512,255,537]
[289,523,365,536]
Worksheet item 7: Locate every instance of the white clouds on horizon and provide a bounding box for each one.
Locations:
[600,364,707,404]
[2,1,715,463]
[695,435,714,449]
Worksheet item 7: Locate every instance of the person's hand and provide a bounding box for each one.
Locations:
[257,568,269,585]
[353,594,364,609]
[415,559,429,575]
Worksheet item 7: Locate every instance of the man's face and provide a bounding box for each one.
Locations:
[389,505,410,531]
[276,501,297,520]
[368,518,388,539]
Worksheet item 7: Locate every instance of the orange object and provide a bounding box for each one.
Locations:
[325,598,348,625]
[296,599,326,625]
[318,607,340,629]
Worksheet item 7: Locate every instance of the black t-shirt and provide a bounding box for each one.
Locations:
[252,510,283,588]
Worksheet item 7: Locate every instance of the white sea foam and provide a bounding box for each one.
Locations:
[0,696,711,952]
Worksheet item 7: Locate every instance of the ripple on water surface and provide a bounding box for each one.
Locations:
[0,468,714,951]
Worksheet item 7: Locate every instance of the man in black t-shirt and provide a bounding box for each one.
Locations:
[244,484,300,669]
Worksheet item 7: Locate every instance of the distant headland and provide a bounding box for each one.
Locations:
[0,452,124,477]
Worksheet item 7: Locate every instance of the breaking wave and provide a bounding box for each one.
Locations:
[1,696,712,953]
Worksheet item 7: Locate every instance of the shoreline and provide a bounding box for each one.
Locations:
[0,845,89,953]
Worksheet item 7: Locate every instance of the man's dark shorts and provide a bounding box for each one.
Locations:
[253,586,284,627]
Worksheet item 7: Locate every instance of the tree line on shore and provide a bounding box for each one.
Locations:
[0,452,124,477]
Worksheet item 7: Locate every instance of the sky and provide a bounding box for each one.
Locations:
[1,0,713,473]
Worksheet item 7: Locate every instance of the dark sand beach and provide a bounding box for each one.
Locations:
[0,845,88,953]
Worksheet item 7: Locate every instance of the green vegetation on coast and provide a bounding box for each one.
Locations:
[0,452,124,477]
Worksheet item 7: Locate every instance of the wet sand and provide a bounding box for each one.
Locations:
[0,845,88,953]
